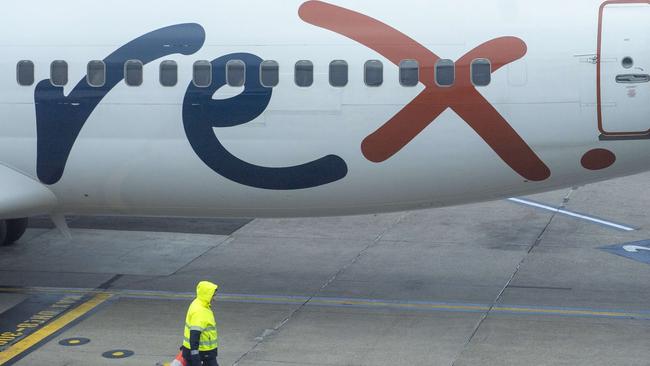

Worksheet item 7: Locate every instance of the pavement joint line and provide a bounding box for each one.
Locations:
[0,292,113,365]
[174,237,234,276]
[232,211,411,366]
[452,189,576,366]
[507,197,636,231]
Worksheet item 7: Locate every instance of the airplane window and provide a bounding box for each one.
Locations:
[260,60,279,87]
[193,60,212,87]
[124,60,143,86]
[226,60,245,87]
[16,60,34,86]
[87,60,106,87]
[329,60,348,87]
[364,60,383,87]
[435,59,455,87]
[50,60,68,87]
[471,59,491,87]
[295,60,314,87]
[399,59,419,87]
[160,60,178,87]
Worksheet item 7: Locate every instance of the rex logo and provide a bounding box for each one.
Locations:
[33,1,552,191]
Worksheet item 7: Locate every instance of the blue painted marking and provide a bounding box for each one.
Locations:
[601,240,650,265]
[35,24,206,185]
[182,53,348,190]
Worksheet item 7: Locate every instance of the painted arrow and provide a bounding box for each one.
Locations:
[600,241,650,266]
[623,245,650,253]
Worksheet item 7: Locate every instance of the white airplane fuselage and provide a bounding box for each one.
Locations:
[1,0,649,218]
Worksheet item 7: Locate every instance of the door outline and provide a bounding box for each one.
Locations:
[597,0,650,139]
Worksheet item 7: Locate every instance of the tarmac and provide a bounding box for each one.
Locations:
[1,173,650,365]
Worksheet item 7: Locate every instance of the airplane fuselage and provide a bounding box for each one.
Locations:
[1,0,649,218]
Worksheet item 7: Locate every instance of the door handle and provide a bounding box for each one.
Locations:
[616,74,650,83]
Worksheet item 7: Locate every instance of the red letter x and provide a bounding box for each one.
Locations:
[300,1,551,182]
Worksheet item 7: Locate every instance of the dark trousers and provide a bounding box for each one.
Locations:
[182,347,218,366]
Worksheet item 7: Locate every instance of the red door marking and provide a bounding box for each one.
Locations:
[596,0,650,137]
[299,0,551,182]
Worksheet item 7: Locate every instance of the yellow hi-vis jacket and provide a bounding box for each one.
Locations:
[183,281,219,351]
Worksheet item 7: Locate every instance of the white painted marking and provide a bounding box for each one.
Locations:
[623,245,650,253]
[508,198,635,232]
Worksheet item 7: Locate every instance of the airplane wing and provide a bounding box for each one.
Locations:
[0,164,57,219]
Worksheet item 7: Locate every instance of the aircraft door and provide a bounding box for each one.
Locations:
[598,0,650,139]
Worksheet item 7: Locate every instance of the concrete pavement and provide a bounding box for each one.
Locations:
[1,173,650,365]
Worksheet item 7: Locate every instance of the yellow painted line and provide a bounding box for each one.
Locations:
[310,298,489,312]
[493,306,641,318]
[0,293,112,365]
[1,287,649,320]
[221,295,305,304]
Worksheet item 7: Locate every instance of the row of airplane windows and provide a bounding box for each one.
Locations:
[15,59,493,89]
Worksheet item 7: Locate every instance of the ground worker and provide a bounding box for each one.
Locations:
[182,281,220,366]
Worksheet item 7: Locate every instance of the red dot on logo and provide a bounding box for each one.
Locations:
[581,149,616,170]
